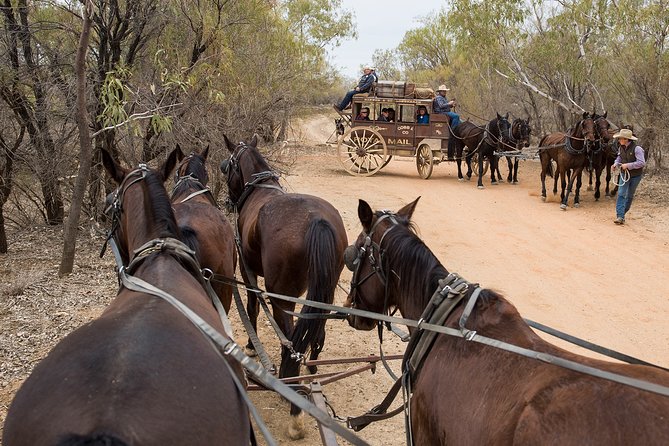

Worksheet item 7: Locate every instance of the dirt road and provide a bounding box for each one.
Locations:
[249,113,669,445]
[1,113,668,445]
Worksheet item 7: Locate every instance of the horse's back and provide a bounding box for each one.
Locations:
[412,331,669,445]
[173,201,235,268]
[3,261,250,446]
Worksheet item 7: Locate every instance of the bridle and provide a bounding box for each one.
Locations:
[344,211,401,314]
[564,117,596,155]
[483,116,511,149]
[220,142,281,210]
[171,153,216,205]
[505,118,530,150]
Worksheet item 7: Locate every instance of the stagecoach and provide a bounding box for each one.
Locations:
[333,81,488,179]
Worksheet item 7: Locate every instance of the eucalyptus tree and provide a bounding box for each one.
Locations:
[0,0,68,224]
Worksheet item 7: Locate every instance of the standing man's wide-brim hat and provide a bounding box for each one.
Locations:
[612,128,637,140]
[437,84,450,92]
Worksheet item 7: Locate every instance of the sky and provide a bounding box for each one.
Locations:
[327,1,446,80]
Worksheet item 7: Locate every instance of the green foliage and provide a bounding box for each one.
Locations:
[97,67,131,128]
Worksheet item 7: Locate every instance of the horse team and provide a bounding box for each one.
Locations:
[4,124,667,445]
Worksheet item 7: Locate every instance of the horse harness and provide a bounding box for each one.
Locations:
[171,155,218,206]
[100,164,369,446]
[344,212,484,444]
[221,142,305,365]
[220,142,284,211]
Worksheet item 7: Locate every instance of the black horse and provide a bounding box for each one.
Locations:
[497,117,532,184]
[453,113,511,188]
[587,112,617,200]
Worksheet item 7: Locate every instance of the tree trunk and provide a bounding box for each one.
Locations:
[59,1,94,276]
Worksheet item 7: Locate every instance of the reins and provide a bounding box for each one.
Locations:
[102,166,370,446]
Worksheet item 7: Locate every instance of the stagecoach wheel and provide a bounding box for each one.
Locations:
[338,127,389,176]
[471,153,490,176]
[416,144,434,179]
[380,155,393,170]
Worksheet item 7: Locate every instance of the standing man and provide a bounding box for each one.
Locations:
[334,66,375,111]
[433,85,461,160]
[611,128,645,225]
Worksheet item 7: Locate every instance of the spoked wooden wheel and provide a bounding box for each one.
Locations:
[471,152,490,176]
[338,127,389,176]
[416,144,434,179]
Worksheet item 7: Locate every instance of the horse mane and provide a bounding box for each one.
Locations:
[377,212,447,307]
[145,169,181,239]
[379,211,512,325]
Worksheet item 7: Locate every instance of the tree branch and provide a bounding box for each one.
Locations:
[92,103,182,137]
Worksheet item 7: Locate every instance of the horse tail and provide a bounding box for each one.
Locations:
[58,434,128,446]
[288,218,340,367]
[539,135,554,178]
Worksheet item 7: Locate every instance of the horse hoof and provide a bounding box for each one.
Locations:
[307,364,318,374]
[458,178,464,182]
[287,413,306,440]
[574,203,580,208]
[541,196,546,202]
[560,204,567,210]
[477,185,485,189]
[491,182,499,186]
[513,181,519,185]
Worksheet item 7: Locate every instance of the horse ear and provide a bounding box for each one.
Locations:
[250,134,258,148]
[397,196,420,221]
[162,147,180,182]
[505,112,509,120]
[527,116,531,123]
[202,145,210,160]
[175,143,185,161]
[358,199,374,232]
[223,134,236,153]
[496,112,502,120]
[603,111,607,119]
[101,148,127,185]
[582,111,588,119]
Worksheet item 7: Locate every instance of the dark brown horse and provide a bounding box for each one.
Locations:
[220,135,347,439]
[171,145,237,312]
[344,197,669,445]
[497,116,532,184]
[539,112,596,209]
[453,113,511,188]
[3,148,251,446]
[587,112,617,200]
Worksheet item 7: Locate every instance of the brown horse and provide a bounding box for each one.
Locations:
[220,134,348,439]
[3,148,252,446]
[539,112,596,209]
[497,116,532,184]
[171,145,237,312]
[344,197,669,445]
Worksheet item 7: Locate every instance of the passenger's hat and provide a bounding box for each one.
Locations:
[437,84,450,92]
[612,128,637,140]
[363,65,372,70]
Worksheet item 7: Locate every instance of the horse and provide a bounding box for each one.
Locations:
[3,148,252,446]
[496,116,532,184]
[587,112,617,200]
[453,113,511,188]
[220,134,348,440]
[344,197,669,445]
[539,112,596,209]
[171,145,237,312]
